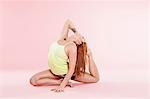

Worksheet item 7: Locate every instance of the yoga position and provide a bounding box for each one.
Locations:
[30,19,100,92]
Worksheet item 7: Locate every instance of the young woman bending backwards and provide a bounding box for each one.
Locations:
[29,19,100,92]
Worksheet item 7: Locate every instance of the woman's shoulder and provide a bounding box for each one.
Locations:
[65,41,76,47]
[64,41,77,54]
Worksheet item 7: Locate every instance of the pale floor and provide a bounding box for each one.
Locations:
[0,69,149,99]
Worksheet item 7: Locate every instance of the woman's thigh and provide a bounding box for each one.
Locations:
[30,69,60,80]
[74,72,99,83]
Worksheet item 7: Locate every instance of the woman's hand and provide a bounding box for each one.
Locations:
[68,33,83,45]
[51,86,65,92]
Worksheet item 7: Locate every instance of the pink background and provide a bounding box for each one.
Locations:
[0,0,149,98]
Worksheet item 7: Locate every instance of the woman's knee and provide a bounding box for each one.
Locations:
[29,76,38,86]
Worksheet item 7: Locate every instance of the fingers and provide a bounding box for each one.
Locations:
[76,39,82,45]
[72,33,86,45]
[78,34,86,44]
[82,36,86,42]
[51,88,64,93]
[51,89,56,91]
[76,33,83,45]
[51,89,64,92]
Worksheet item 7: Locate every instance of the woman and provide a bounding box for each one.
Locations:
[29,19,99,92]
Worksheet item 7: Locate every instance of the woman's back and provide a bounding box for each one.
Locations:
[48,41,69,75]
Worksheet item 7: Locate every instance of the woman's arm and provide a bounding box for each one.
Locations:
[52,42,77,92]
[60,43,77,87]
[59,19,78,41]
